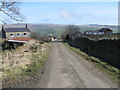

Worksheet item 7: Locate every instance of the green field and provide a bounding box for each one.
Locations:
[0,24,118,39]
[29,24,118,38]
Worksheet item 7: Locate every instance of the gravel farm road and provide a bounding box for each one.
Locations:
[12,42,118,88]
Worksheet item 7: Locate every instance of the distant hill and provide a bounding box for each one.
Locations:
[0,23,118,39]
[28,24,118,37]
[79,24,118,33]
[28,24,66,38]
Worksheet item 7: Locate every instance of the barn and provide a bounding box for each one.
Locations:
[99,28,113,35]
[84,30,104,36]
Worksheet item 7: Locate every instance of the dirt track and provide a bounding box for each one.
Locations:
[12,42,118,88]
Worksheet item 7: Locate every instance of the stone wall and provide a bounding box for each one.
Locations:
[68,38,120,69]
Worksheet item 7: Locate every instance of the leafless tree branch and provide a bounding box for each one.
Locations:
[0,0,25,23]
[0,19,6,24]
[61,25,80,40]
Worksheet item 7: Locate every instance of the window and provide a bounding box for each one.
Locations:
[17,33,21,37]
[10,33,14,37]
[86,32,89,34]
[24,33,27,36]
[99,32,102,35]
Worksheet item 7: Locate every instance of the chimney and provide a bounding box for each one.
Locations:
[2,26,4,30]
[25,24,27,28]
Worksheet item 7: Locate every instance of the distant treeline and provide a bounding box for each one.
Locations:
[67,38,120,69]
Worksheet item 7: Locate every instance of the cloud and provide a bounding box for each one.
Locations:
[59,10,75,19]
[57,8,117,25]
[20,2,118,25]
[59,10,88,22]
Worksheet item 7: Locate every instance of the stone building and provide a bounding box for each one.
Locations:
[1,24,31,39]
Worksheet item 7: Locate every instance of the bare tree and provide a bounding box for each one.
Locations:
[66,25,80,35]
[31,32,43,41]
[0,0,25,24]
[61,25,80,40]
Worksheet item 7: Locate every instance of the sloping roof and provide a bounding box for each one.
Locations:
[7,40,28,43]
[99,28,112,32]
[11,37,33,41]
[84,30,99,32]
[4,28,31,32]
[7,37,34,43]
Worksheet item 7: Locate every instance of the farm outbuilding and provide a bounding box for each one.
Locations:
[99,28,113,35]
[84,30,104,36]
[3,37,37,50]
[84,28,113,36]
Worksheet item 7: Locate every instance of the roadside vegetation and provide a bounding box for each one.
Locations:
[61,24,119,85]
[0,38,5,44]
[0,38,2,43]
[1,41,51,88]
[64,43,119,85]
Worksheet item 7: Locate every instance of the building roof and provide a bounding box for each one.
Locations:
[11,37,33,41]
[7,37,33,43]
[3,28,31,32]
[7,40,28,43]
[84,30,99,32]
[99,28,112,32]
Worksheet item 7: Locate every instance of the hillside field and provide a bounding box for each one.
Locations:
[0,24,118,39]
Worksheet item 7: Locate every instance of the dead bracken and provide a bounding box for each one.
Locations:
[1,39,51,88]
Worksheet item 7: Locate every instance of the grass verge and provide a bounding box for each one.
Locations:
[20,43,51,77]
[2,43,51,87]
[64,43,119,85]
